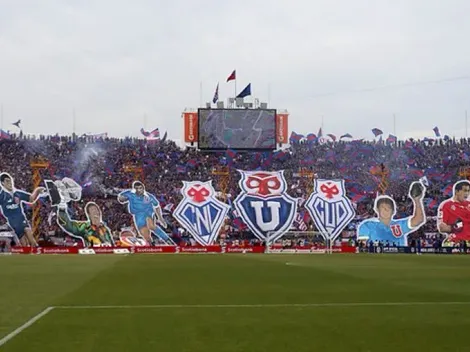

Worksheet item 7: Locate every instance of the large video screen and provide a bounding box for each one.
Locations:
[198,109,276,150]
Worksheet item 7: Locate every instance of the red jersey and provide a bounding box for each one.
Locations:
[437,198,470,241]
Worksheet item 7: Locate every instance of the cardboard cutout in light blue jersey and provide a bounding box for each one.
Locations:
[118,181,173,244]
[356,181,427,246]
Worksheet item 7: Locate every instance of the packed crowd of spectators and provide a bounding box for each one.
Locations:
[0,133,467,246]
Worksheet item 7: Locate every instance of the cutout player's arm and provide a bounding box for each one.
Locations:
[409,182,426,228]
[29,187,47,204]
[437,202,453,233]
[117,190,131,204]
[57,207,89,244]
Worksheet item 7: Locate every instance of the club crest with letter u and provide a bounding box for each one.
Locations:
[234,170,297,242]
[173,180,230,246]
[305,179,355,241]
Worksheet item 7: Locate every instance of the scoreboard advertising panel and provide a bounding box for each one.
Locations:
[197,108,276,150]
[183,110,288,148]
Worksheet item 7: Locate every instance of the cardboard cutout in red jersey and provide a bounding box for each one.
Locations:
[437,180,470,246]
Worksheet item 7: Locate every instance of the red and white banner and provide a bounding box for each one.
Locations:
[8,245,356,255]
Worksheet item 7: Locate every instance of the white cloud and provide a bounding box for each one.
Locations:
[0,0,469,139]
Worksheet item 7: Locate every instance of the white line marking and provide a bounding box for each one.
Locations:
[55,302,470,309]
[0,306,55,347]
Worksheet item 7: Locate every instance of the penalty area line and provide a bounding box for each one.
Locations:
[0,306,55,347]
[54,301,470,309]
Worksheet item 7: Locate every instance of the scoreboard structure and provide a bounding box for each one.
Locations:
[183,108,289,151]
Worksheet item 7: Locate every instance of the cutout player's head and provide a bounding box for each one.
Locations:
[453,180,470,202]
[85,202,102,226]
[374,196,396,222]
[0,173,14,192]
[132,181,145,196]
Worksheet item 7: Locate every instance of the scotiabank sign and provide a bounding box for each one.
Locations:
[183,112,198,143]
[276,113,289,143]
[8,245,355,255]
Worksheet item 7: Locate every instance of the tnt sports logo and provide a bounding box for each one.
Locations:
[305,179,355,241]
[234,170,297,242]
[173,180,230,246]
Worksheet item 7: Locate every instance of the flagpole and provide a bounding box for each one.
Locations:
[466,110,468,138]
[235,78,237,99]
[199,81,203,107]
[73,108,76,135]
[144,113,147,130]
[268,83,271,106]
[393,113,396,136]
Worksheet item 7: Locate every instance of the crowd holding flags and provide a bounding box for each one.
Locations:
[289,126,451,145]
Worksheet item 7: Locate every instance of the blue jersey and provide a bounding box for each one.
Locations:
[0,189,30,222]
[120,190,159,217]
[357,217,413,246]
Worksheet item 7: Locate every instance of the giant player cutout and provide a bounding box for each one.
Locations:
[437,180,470,246]
[0,172,47,246]
[357,181,426,246]
[118,181,173,245]
[46,177,115,247]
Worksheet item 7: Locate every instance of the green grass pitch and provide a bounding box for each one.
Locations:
[1,254,470,351]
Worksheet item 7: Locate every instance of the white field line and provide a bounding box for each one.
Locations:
[2,302,469,346]
[55,301,470,309]
[0,307,55,347]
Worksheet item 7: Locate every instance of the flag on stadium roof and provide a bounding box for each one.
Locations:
[306,133,316,142]
[140,128,160,139]
[0,129,11,139]
[433,126,441,137]
[212,83,219,104]
[226,70,236,82]
[12,119,21,128]
[372,128,383,137]
[386,134,397,144]
[237,83,251,98]
[327,134,337,142]
[289,131,303,143]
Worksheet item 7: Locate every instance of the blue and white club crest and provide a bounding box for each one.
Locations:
[173,180,230,246]
[305,179,355,241]
[234,170,297,242]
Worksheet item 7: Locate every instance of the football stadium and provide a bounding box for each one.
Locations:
[2,1,470,351]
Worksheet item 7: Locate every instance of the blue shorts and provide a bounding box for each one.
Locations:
[133,213,154,230]
[8,219,29,239]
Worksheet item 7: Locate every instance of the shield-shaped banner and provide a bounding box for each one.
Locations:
[173,180,230,246]
[305,179,355,241]
[234,170,297,243]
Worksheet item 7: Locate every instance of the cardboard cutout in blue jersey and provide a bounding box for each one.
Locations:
[0,172,42,240]
[118,181,173,244]
[173,180,230,246]
[356,181,427,246]
[305,179,355,241]
[234,170,297,242]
